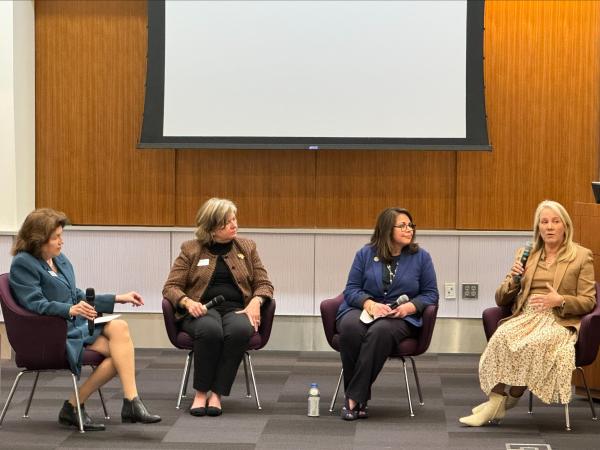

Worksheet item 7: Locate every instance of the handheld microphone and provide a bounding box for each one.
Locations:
[390,294,410,310]
[85,288,95,336]
[513,242,533,284]
[203,295,225,309]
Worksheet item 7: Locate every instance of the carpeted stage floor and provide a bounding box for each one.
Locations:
[0,350,597,450]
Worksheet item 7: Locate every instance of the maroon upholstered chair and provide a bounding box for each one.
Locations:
[0,273,108,433]
[320,294,438,417]
[481,282,600,431]
[162,297,276,410]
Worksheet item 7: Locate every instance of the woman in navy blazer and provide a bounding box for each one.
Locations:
[336,207,439,420]
[9,208,160,431]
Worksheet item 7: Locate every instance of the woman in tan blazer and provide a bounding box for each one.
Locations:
[460,200,596,426]
[163,198,274,417]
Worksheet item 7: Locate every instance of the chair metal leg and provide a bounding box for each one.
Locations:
[176,352,192,409]
[182,351,192,399]
[528,391,533,414]
[564,402,571,431]
[402,359,415,417]
[246,352,261,410]
[70,373,84,433]
[243,354,251,398]
[576,366,598,420]
[329,368,343,413]
[23,371,40,418]
[97,388,110,420]
[0,371,27,426]
[408,356,424,406]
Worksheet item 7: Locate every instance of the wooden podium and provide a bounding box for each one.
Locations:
[572,202,600,398]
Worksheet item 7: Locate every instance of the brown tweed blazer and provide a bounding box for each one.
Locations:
[162,237,274,321]
[495,243,596,333]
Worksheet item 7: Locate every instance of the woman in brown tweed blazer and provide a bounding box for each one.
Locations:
[163,198,274,417]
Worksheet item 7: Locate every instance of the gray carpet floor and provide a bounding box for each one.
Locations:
[0,350,598,449]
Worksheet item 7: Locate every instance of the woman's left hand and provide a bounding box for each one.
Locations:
[389,302,417,319]
[236,297,262,331]
[529,283,563,311]
[115,291,144,307]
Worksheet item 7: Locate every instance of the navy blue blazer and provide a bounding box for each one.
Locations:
[9,252,115,376]
[337,244,439,327]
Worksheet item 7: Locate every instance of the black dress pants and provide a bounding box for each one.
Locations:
[181,309,254,395]
[336,309,417,403]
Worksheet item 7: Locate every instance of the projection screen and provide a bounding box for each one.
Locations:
[140,0,490,150]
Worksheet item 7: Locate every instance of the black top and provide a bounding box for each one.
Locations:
[202,241,244,314]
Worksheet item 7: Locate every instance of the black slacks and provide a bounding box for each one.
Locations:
[181,309,254,395]
[336,309,416,403]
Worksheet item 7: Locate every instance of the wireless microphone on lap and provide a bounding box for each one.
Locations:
[85,288,95,336]
[204,295,225,309]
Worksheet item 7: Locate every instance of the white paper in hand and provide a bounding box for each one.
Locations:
[94,314,122,324]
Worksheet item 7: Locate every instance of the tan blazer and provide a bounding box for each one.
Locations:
[162,237,274,321]
[495,243,596,333]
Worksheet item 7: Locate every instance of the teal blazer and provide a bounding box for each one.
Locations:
[9,252,115,376]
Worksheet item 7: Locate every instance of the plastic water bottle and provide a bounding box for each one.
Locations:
[308,383,320,417]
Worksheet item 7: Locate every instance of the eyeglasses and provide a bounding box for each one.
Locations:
[393,222,416,232]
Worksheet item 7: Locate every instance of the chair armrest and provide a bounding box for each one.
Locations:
[8,313,68,370]
[482,306,512,341]
[256,298,276,349]
[161,298,180,348]
[576,300,600,367]
[320,295,344,348]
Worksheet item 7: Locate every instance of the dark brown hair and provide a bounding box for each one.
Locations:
[12,208,69,258]
[370,207,419,263]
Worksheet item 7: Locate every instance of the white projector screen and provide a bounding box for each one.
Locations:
[140,0,489,150]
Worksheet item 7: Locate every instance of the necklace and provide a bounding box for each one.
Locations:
[386,261,398,283]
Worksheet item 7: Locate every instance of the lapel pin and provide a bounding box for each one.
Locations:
[374,256,379,262]
[237,253,245,260]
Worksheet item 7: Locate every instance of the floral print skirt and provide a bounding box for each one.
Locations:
[479,300,576,404]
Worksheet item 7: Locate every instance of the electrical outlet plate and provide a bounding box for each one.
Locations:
[462,283,479,299]
[444,282,456,300]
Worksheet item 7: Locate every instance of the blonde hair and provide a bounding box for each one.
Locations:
[194,198,237,245]
[531,200,576,262]
[12,208,69,258]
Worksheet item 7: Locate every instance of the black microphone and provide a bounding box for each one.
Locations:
[390,294,410,310]
[203,295,225,310]
[85,288,95,336]
[513,242,533,284]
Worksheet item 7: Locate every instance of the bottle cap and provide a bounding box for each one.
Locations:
[310,383,318,387]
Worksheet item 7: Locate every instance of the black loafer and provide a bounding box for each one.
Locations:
[189,406,206,417]
[206,406,222,417]
[58,400,106,431]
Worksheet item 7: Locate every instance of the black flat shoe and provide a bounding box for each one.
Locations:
[121,396,161,424]
[206,406,222,417]
[340,397,358,421]
[189,406,206,417]
[58,400,106,431]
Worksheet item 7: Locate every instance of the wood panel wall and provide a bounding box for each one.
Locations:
[35,1,600,230]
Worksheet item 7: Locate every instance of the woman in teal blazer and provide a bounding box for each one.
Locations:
[9,208,161,431]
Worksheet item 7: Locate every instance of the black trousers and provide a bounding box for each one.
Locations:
[336,309,417,404]
[181,309,254,396]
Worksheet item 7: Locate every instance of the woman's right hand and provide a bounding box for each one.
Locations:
[183,298,207,318]
[364,300,392,318]
[509,260,524,280]
[69,300,97,320]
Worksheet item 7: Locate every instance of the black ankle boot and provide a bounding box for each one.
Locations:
[121,396,161,424]
[58,400,106,431]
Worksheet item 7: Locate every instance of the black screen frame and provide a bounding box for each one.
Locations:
[140,0,491,151]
